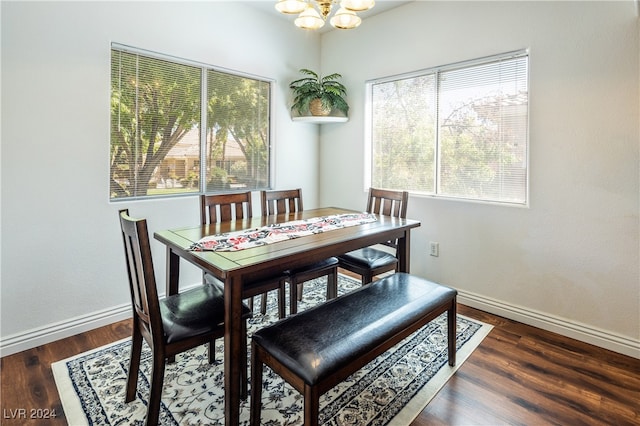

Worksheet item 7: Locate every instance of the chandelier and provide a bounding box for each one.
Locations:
[275,0,375,30]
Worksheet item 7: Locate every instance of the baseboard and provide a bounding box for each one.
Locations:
[0,283,203,357]
[3,285,638,360]
[457,290,640,359]
[0,303,132,357]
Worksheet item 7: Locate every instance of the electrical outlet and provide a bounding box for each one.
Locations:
[429,242,439,257]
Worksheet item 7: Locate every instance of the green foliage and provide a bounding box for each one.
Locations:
[110,51,201,198]
[371,77,436,192]
[206,70,270,190]
[371,75,526,202]
[438,95,525,201]
[110,50,270,199]
[181,171,199,189]
[289,68,349,116]
[207,167,228,191]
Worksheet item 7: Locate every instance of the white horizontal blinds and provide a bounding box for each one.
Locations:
[205,70,271,191]
[438,54,528,203]
[371,74,437,193]
[110,48,201,199]
[368,50,529,205]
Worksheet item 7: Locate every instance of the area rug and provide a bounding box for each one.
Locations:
[53,275,492,425]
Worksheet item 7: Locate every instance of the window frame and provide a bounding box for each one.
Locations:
[365,49,530,207]
[110,43,275,201]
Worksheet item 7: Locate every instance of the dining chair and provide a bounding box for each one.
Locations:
[200,192,287,318]
[118,209,251,426]
[337,188,409,285]
[261,189,339,315]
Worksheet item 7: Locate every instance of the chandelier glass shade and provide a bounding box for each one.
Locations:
[330,7,361,29]
[275,0,374,30]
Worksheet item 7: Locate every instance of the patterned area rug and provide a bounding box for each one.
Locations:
[53,275,492,425]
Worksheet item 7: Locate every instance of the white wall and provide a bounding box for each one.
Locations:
[0,1,322,354]
[320,1,640,357]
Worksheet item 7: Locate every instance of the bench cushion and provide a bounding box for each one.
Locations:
[252,273,457,385]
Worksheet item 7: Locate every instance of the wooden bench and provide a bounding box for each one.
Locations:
[250,272,458,426]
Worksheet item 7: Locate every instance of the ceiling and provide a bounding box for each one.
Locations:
[248,1,414,33]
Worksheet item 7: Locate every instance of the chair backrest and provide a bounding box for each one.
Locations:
[366,188,409,250]
[119,209,163,343]
[200,192,253,224]
[366,188,409,219]
[261,188,303,216]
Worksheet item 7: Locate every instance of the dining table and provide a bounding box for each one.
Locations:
[154,206,421,425]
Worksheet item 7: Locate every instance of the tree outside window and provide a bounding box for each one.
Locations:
[368,51,528,205]
[110,47,271,200]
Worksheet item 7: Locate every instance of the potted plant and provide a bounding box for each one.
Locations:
[289,68,349,117]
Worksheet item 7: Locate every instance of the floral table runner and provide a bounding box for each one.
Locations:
[189,213,377,252]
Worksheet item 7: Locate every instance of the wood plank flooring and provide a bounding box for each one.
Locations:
[2,304,639,425]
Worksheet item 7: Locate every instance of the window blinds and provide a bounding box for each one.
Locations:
[369,50,529,205]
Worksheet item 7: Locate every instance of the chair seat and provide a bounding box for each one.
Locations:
[204,272,285,299]
[161,282,251,344]
[338,247,397,269]
[286,257,339,276]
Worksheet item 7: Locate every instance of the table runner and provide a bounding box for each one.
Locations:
[189,212,377,252]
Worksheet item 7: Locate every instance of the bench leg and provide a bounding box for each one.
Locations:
[447,297,457,366]
[303,384,320,426]
[250,343,264,426]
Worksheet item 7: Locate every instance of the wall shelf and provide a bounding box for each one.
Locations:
[292,116,349,123]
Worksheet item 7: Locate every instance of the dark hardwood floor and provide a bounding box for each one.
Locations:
[2,298,639,425]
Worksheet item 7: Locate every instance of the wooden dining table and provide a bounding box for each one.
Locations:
[154,206,421,425]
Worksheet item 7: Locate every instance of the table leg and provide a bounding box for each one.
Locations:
[224,275,243,426]
[397,230,411,273]
[165,248,180,296]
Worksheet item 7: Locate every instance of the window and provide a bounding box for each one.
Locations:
[367,51,529,205]
[110,44,272,200]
